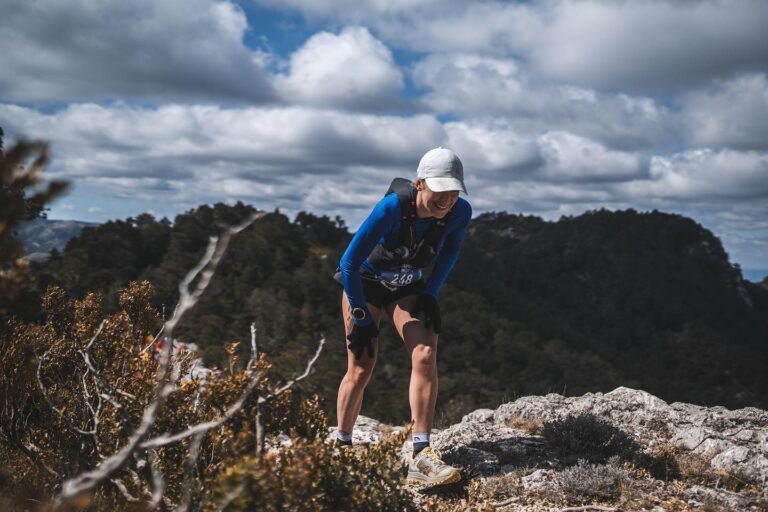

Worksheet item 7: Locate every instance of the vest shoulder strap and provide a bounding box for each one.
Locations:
[384,177,453,257]
[385,178,416,250]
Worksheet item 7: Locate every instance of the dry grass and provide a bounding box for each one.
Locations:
[505,415,544,435]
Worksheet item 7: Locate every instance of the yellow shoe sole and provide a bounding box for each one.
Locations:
[406,469,461,487]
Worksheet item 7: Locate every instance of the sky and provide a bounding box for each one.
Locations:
[1,0,767,277]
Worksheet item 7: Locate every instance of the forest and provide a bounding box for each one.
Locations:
[12,194,768,426]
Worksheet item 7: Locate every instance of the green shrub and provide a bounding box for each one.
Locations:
[0,282,360,510]
[542,413,640,464]
[210,431,415,512]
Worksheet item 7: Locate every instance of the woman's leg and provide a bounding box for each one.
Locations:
[386,295,439,435]
[336,292,383,435]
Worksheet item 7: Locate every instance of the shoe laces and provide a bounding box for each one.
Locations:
[418,447,444,464]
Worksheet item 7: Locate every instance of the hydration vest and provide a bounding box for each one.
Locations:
[333,177,453,289]
[365,177,452,271]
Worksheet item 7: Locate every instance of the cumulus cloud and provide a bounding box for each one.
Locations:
[0,103,445,208]
[681,73,768,151]
[527,0,768,92]
[441,122,642,184]
[413,53,677,151]
[621,149,768,200]
[0,0,274,103]
[443,122,542,177]
[715,210,768,231]
[537,131,644,182]
[276,26,404,110]
[262,0,768,94]
[0,102,652,219]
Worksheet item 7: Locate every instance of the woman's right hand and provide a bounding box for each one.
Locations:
[346,322,379,360]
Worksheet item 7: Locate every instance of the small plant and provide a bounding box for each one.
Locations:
[547,459,629,503]
[542,413,641,464]
[505,415,544,435]
[469,473,519,503]
[648,442,755,492]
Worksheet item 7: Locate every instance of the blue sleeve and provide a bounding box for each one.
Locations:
[422,199,472,299]
[339,194,398,324]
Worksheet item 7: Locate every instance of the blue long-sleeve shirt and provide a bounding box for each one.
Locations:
[339,192,472,323]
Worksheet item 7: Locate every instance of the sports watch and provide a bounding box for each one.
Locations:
[352,307,367,321]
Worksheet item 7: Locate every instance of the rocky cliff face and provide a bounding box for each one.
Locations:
[330,388,768,511]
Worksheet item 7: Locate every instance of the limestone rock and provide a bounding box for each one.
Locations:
[331,387,768,509]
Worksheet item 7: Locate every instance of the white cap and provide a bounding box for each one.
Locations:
[416,147,468,194]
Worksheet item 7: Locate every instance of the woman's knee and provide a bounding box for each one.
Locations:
[344,363,375,387]
[410,343,437,369]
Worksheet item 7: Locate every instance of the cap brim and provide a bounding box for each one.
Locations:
[425,177,468,195]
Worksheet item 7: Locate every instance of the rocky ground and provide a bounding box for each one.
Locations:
[326,387,768,511]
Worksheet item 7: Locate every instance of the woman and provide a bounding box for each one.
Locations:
[334,147,472,487]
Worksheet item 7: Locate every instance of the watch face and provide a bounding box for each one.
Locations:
[352,308,366,320]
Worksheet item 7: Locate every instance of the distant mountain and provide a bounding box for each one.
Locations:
[16,218,98,262]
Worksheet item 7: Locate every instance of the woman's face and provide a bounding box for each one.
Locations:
[416,179,459,218]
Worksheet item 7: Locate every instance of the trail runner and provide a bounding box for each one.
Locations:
[333,147,472,487]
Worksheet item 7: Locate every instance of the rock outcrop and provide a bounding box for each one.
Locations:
[331,387,768,511]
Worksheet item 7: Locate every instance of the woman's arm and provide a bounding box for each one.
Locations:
[422,199,472,299]
[339,194,398,324]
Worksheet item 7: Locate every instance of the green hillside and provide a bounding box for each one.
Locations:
[16,204,768,425]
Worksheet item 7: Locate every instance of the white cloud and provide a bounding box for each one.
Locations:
[622,149,768,200]
[441,122,642,184]
[443,122,542,177]
[276,26,404,110]
[0,0,274,103]
[537,131,643,182]
[255,0,458,20]
[527,0,768,92]
[0,103,446,208]
[262,0,768,94]
[716,210,768,231]
[413,53,676,150]
[681,73,768,151]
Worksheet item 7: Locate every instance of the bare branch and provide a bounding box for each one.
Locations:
[110,478,140,502]
[11,437,60,478]
[140,370,264,449]
[247,322,258,377]
[176,431,206,512]
[213,482,245,512]
[52,212,266,510]
[140,327,324,451]
[148,449,165,510]
[37,348,95,436]
[255,405,265,456]
[140,323,166,354]
[259,336,325,402]
[79,320,134,434]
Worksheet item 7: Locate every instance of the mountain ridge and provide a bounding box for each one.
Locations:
[16,204,768,422]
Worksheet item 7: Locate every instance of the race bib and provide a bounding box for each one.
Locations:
[378,265,422,288]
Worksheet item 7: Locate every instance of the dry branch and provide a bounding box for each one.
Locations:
[51,211,267,510]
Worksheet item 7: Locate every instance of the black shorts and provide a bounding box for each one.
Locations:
[333,273,424,310]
